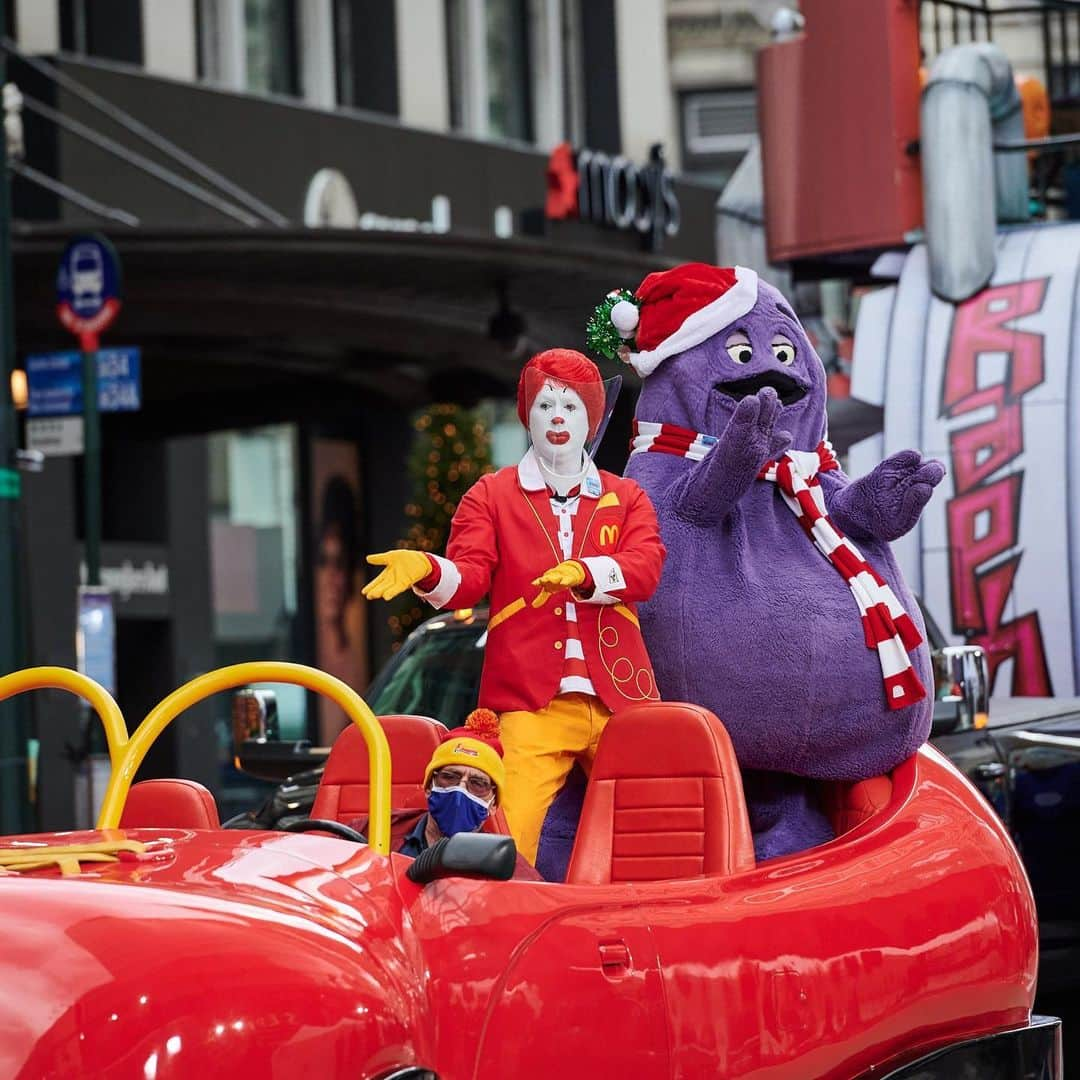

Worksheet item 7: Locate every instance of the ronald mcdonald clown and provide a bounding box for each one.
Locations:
[362,349,666,865]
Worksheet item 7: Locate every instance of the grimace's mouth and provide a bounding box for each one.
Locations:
[714,371,807,407]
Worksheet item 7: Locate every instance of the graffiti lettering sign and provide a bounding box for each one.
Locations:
[849,225,1080,697]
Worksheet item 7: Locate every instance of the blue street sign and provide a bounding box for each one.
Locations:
[55,234,122,340]
[26,348,142,417]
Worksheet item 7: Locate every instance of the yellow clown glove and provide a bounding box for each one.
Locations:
[531,560,587,606]
[362,549,433,601]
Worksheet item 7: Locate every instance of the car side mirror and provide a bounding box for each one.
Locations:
[232,688,279,752]
[233,689,317,781]
[406,832,517,885]
[931,645,990,736]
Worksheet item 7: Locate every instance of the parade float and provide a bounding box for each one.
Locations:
[0,661,1060,1078]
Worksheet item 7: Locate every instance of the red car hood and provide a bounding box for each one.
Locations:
[0,829,430,1078]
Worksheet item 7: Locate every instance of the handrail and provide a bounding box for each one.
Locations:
[104,663,392,854]
[20,93,263,227]
[9,159,140,226]
[1,37,289,227]
[0,666,128,771]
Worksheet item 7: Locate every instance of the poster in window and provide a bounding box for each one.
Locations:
[311,438,368,743]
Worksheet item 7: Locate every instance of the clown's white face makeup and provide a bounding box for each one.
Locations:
[528,380,590,488]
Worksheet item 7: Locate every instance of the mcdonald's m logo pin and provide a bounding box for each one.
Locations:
[599,524,620,547]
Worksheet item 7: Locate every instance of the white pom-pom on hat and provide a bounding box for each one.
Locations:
[610,299,640,338]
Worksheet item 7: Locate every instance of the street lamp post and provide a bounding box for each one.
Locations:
[0,3,29,832]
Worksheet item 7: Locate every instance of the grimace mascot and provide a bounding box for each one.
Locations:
[588,264,945,860]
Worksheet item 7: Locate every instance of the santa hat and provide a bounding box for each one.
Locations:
[517,348,607,438]
[595,263,759,378]
[424,708,506,802]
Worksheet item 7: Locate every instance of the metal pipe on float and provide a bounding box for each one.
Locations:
[921,43,1029,303]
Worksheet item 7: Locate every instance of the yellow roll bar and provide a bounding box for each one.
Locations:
[0,666,128,772]
[106,662,392,854]
[0,662,393,856]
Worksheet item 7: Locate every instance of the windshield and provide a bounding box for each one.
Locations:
[365,618,486,727]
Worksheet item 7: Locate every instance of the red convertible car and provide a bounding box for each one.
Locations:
[0,662,1062,1079]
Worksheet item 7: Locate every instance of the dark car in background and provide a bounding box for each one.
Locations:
[232,604,1080,992]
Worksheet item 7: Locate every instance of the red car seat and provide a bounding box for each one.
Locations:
[310,714,447,822]
[120,778,221,830]
[566,702,756,885]
[481,806,512,836]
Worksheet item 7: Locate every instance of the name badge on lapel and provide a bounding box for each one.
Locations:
[585,476,601,497]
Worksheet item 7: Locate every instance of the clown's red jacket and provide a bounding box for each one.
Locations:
[417,451,666,714]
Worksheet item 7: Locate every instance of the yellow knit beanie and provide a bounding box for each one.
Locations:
[424,708,506,802]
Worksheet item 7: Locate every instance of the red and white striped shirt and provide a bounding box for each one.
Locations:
[549,491,597,697]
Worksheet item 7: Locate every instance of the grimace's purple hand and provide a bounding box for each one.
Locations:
[721,387,793,470]
[668,388,794,526]
[830,449,946,542]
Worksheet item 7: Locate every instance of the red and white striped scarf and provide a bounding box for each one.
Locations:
[630,420,719,461]
[631,420,926,710]
[761,450,926,710]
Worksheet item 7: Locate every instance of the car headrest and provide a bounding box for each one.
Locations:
[588,701,745,783]
[120,778,220,831]
[566,701,755,885]
[312,714,447,821]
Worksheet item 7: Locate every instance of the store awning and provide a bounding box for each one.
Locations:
[12,226,677,433]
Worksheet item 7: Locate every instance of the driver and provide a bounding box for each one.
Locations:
[362,349,666,867]
[401,708,541,880]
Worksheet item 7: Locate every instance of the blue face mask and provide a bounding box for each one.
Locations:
[427,786,490,837]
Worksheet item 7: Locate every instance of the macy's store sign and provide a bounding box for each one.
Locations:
[544,142,680,246]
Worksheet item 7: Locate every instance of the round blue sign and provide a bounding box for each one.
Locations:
[56,233,122,342]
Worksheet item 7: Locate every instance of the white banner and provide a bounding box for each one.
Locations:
[850,223,1080,697]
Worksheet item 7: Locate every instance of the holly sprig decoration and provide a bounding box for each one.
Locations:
[586,289,638,360]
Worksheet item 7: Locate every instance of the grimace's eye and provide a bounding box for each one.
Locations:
[771,337,795,366]
[726,343,752,365]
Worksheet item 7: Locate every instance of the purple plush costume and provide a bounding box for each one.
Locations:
[624,276,944,860]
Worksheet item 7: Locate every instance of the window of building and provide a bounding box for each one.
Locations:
[334,0,356,104]
[680,87,758,182]
[683,89,757,156]
[197,0,300,98]
[560,0,585,146]
[60,0,144,65]
[486,0,532,141]
[244,0,299,96]
[445,0,582,146]
[333,0,399,115]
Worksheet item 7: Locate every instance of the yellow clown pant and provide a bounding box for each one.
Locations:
[499,693,612,866]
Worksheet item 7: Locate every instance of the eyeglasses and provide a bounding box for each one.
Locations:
[432,768,494,798]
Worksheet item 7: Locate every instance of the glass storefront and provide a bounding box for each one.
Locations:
[208,424,304,819]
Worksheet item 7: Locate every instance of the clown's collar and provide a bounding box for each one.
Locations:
[517,447,602,499]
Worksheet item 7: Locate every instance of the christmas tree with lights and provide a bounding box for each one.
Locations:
[387,404,494,646]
